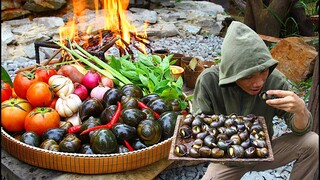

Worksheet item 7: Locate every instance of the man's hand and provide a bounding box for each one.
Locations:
[265,90,305,114]
[265,90,310,130]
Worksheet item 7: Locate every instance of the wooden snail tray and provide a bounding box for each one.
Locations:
[168,115,274,163]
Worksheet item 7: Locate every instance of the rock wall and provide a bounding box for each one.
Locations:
[1,0,175,21]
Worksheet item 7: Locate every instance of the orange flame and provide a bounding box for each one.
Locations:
[59,0,148,54]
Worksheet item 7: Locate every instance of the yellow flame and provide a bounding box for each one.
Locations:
[58,0,148,53]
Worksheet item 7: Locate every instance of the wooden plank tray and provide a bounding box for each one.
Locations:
[168,115,274,163]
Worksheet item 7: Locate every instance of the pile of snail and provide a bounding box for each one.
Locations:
[174,113,270,159]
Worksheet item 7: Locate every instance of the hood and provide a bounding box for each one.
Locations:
[219,21,278,86]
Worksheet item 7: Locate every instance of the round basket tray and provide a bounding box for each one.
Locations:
[1,128,173,174]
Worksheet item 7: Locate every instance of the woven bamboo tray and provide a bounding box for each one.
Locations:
[169,115,274,163]
[1,128,173,174]
[2,57,192,174]
[1,95,192,174]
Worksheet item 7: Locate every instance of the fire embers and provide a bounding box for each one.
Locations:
[174,114,269,159]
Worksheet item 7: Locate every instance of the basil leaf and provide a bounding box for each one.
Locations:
[161,88,179,100]
[154,80,170,91]
[135,62,150,73]
[147,80,155,93]
[153,66,164,77]
[149,73,159,85]
[139,58,154,67]
[120,58,136,70]
[175,77,183,88]
[139,74,149,87]
[151,55,162,64]
[159,57,170,72]
[109,56,121,70]
[120,70,140,81]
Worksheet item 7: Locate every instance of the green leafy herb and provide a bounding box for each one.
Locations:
[1,66,13,87]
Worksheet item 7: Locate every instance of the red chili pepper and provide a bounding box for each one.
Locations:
[137,101,160,119]
[108,101,122,126]
[181,109,187,115]
[123,140,134,152]
[80,101,122,135]
[67,125,81,134]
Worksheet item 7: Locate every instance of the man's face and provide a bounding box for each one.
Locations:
[235,68,269,95]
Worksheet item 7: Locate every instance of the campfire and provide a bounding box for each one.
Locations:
[35,0,153,63]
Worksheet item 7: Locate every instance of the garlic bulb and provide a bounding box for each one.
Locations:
[48,75,74,97]
[65,112,81,126]
[55,94,82,118]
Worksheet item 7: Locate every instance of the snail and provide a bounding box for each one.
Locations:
[259,91,278,100]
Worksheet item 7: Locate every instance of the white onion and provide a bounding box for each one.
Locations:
[90,85,110,100]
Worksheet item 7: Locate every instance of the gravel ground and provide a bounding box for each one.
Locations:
[1,34,294,180]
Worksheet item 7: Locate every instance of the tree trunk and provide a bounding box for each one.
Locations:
[244,0,297,37]
[231,0,246,12]
[308,54,319,135]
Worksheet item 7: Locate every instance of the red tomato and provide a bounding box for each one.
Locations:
[49,96,58,109]
[13,71,41,99]
[35,67,57,83]
[24,107,61,136]
[26,81,54,107]
[1,98,33,132]
[11,88,17,98]
[1,80,12,102]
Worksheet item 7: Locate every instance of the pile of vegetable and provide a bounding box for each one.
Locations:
[1,42,190,154]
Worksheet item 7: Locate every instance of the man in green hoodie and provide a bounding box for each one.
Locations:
[192,21,318,179]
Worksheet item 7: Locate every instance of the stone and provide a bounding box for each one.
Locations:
[1,0,22,11]
[1,40,8,60]
[148,23,180,37]
[7,46,27,60]
[183,24,201,35]
[18,25,52,44]
[1,23,15,44]
[2,18,31,27]
[23,43,37,59]
[1,8,31,21]
[11,23,34,35]
[33,17,65,28]
[129,8,158,24]
[22,0,66,12]
[270,37,318,84]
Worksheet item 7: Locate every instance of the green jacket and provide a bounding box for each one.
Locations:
[192,21,312,137]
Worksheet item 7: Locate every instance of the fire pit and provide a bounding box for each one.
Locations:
[34,0,157,64]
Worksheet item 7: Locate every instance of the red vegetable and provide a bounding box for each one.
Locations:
[13,71,41,99]
[35,66,57,83]
[181,109,187,115]
[82,70,101,90]
[80,101,122,135]
[57,65,84,83]
[1,81,12,102]
[107,101,122,126]
[124,140,134,152]
[68,125,81,134]
[90,85,110,100]
[137,101,160,119]
[73,83,88,101]
[101,76,114,88]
